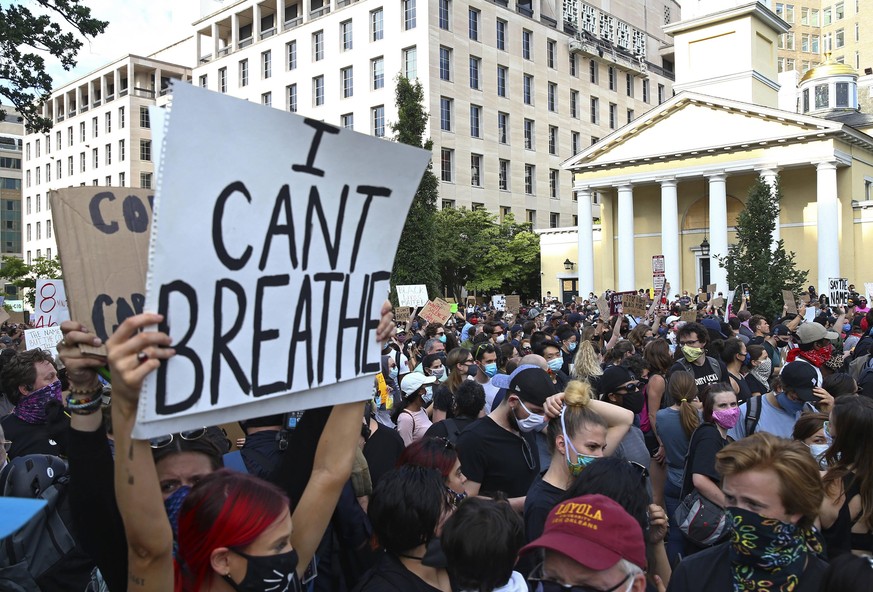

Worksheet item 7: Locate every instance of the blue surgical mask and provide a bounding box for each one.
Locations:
[438,334,447,343]
[844,324,852,333]
[568,342,577,352]
[548,357,563,372]
[561,407,598,476]
[483,362,498,378]
[743,353,751,366]
[776,392,805,415]
[389,367,398,380]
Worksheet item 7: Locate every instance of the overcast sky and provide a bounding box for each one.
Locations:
[46,0,200,87]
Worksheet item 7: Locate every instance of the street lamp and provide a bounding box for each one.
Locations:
[564,258,575,270]
[699,236,710,257]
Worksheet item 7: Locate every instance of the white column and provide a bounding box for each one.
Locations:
[816,161,840,296]
[708,173,728,294]
[577,188,595,296]
[659,178,680,293]
[617,184,635,291]
[760,168,780,250]
[211,22,219,58]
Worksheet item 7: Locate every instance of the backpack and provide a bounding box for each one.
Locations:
[744,395,763,437]
[443,418,462,446]
[0,455,77,591]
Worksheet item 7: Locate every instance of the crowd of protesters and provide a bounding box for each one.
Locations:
[3,282,873,591]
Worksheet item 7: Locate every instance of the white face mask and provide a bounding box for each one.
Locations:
[514,398,546,432]
[495,334,506,344]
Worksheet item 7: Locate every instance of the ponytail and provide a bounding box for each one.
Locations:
[667,372,700,439]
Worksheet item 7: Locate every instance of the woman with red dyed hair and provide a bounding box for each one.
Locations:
[107,309,394,592]
[398,436,467,506]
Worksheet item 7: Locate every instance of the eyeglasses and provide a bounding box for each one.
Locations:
[616,383,641,395]
[521,436,536,470]
[528,564,633,592]
[678,339,701,346]
[1,440,11,452]
[628,460,649,482]
[149,427,208,449]
[433,436,456,451]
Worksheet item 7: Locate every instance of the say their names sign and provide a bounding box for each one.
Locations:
[134,83,430,439]
[829,278,849,306]
[51,187,154,354]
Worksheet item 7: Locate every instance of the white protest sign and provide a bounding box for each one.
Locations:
[32,279,70,328]
[829,277,848,306]
[396,284,428,308]
[24,326,63,360]
[134,83,430,439]
[6,300,23,312]
[865,282,873,300]
[492,294,506,311]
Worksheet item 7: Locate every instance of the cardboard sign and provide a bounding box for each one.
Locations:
[133,83,430,439]
[711,297,725,310]
[680,310,697,323]
[782,290,798,315]
[419,298,452,325]
[492,295,506,311]
[0,309,9,325]
[596,297,610,318]
[466,296,476,305]
[609,291,636,315]
[52,187,154,353]
[24,326,63,360]
[707,284,717,295]
[394,307,412,323]
[622,294,647,318]
[32,279,70,329]
[505,295,521,314]
[829,277,849,306]
[397,284,429,308]
[800,293,811,305]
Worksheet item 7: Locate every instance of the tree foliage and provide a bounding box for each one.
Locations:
[1,0,108,133]
[389,75,440,300]
[716,177,808,321]
[434,208,541,301]
[1,256,63,306]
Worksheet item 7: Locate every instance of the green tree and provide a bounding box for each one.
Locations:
[1,0,108,132]
[389,75,439,301]
[716,177,807,321]
[1,255,63,306]
[434,208,540,300]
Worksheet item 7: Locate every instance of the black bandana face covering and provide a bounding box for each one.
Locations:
[223,548,302,592]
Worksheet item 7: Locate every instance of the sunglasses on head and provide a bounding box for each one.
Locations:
[149,427,208,449]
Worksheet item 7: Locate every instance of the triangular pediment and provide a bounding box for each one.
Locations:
[563,91,848,170]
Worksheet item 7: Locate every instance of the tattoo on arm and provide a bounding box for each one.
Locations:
[129,572,145,586]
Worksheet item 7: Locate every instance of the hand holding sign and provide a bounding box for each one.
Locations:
[107,314,175,413]
[57,321,106,389]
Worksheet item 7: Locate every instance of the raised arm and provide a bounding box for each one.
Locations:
[585,398,633,456]
[107,314,176,592]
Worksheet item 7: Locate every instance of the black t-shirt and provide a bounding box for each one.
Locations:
[524,473,565,542]
[727,371,752,404]
[669,357,725,395]
[667,541,827,592]
[1,412,68,459]
[424,416,477,443]
[363,424,405,489]
[431,384,455,417]
[456,417,539,499]
[681,423,726,498]
[353,551,443,592]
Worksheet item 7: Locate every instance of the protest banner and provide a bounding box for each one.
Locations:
[397,284,428,308]
[596,297,610,318]
[707,284,717,295]
[652,255,665,275]
[504,295,521,314]
[609,291,636,315]
[829,277,849,306]
[711,297,725,310]
[865,282,873,300]
[724,289,736,322]
[51,187,154,354]
[799,293,811,305]
[419,298,453,325]
[466,296,476,306]
[492,295,506,311]
[782,290,798,315]
[450,303,458,314]
[24,326,64,360]
[394,307,411,324]
[32,279,70,329]
[6,300,23,313]
[622,294,647,318]
[134,83,430,439]
[680,310,697,323]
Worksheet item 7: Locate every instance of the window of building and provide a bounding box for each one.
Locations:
[835,1,844,20]
[261,92,272,106]
[527,209,536,227]
[79,121,85,141]
[549,212,559,228]
[403,47,417,79]
[627,108,635,123]
[523,74,533,105]
[119,107,125,129]
[626,73,634,97]
[341,20,353,51]
[569,53,578,77]
[287,84,298,112]
[497,65,507,97]
[547,39,556,68]
[570,90,579,118]
[67,155,73,175]
[590,96,599,123]
[440,148,453,182]
[92,117,98,137]
[548,82,557,112]
[522,30,532,59]
[439,46,452,81]
[470,154,482,186]
[105,143,111,165]
[835,28,844,48]
[642,79,650,103]
[498,112,508,144]
[92,148,98,168]
[341,113,354,129]
[524,164,535,194]
[67,126,73,146]
[287,41,297,70]
[524,119,535,149]
[140,172,152,189]
[56,159,61,179]
[823,6,831,25]
[609,103,617,129]
[119,139,125,162]
[79,152,85,172]
[589,60,598,84]
[105,112,111,133]
[496,19,506,51]
[47,221,52,239]
[549,169,559,199]
[403,0,416,30]
[549,126,558,155]
[119,172,125,186]
[219,67,227,92]
[439,0,450,30]
[341,66,354,98]
[469,8,480,41]
[373,105,385,137]
[239,59,249,86]
[470,104,481,138]
[440,97,453,131]
[313,75,325,105]
[262,50,272,78]
[199,74,208,87]
[372,57,384,89]
[140,140,151,161]
[658,84,665,104]
[499,159,509,190]
[371,8,383,40]
[313,30,324,61]
[443,199,456,209]
[571,131,580,154]
[608,66,616,90]
[469,56,481,90]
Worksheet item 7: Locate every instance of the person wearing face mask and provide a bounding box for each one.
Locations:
[668,433,827,592]
[728,361,834,440]
[456,367,556,512]
[720,338,753,404]
[533,339,571,393]
[668,322,726,397]
[556,325,578,376]
[743,345,771,396]
[0,349,67,459]
[523,380,632,546]
[473,343,501,410]
[791,412,829,471]
[786,322,839,370]
[598,366,652,485]
[421,353,446,404]
[679,383,738,556]
[394,373,437,447]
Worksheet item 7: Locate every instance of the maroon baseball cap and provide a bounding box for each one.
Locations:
[519,494,646,570]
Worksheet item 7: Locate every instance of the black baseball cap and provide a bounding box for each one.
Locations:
[780,362,820,402]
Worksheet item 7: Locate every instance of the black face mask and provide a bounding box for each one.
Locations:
[223,548,301,592]
[619,390,645,414]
